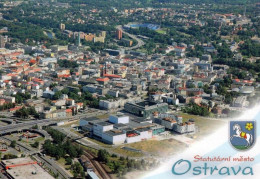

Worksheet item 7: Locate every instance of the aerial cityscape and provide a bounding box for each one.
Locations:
[0,0,259,178]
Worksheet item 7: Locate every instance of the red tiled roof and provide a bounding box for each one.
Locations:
[104,74,121,78]
[66,109,72,113]
[96,77,109,82]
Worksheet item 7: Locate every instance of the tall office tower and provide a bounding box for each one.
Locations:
[116,29,122,40]
[60,23,65,30]
[0,35,5,48]
[77,33,81,46]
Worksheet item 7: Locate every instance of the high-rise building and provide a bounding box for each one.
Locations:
[116,29,122,40]
[0,35,5,48]
[77,33,81,46]
[60,23,65,30]
[101,31,106,38]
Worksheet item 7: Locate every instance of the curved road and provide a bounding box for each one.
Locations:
[116,25,145,50]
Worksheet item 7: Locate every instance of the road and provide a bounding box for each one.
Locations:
[0,136,39,155]
[116,25,145,50]
[0,110,110,179]
[0,135,71,179]
[34,155,72,179]
[0,119,56,135]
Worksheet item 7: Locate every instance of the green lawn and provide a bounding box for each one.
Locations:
[179,112,227,138]
[156,29,167,34]
[34,137,45,143]
[111,147,144,157]
[121,139,187,157]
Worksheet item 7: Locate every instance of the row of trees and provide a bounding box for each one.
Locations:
[57,59,79,68]
[14,106,38,119]
[13,92,31,104]
[53,87,115,109]
[97,149,159,177]
[182,103,210,116]
[0,103,15,111]
[42,127,83,160]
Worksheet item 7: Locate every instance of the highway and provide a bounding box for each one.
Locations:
[0,135,71,179]
[0,119,56,135]
[116,25,145,50]
[0,110,110,178]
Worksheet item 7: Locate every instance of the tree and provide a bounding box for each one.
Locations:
[65,157,72,165]
[187,83,196,88]
[31,141,39,148]
[71,162,84,178]
[10,140,16,148]
[97,149,109,163]
[3,154,17,160]
[53,91,63,100]
[32,125,38,129]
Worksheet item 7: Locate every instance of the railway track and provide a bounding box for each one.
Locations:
[0,136,35,154]
[83,151,112,179]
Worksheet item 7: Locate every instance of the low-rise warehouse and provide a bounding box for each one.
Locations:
[0,157,54,179]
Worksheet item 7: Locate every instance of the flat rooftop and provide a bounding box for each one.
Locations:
[113,123,128,129]
[82,117,107,125]
[131,118,152,123]
[81,117,100,122]
[2,158,54,179]
[104,130,125,136]
[135,101,157,107]
[96,121,113,126]
[128,120,154,129]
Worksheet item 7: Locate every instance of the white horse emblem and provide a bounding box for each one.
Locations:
[230,124,253,148]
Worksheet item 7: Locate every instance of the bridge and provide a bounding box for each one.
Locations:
[0,119,57,136]
[0,118,15,124]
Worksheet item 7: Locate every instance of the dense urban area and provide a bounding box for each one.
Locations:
[0,0,259,178]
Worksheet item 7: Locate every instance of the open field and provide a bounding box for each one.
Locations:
[111,147,144,157]
[178,112,227,139]
[121,138,187,157]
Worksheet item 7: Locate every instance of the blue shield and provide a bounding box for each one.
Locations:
[230,121,256,150]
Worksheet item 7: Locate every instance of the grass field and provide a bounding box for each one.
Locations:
[111,147,144,157]
[156,29,167,34]
[86,137,113,148]
[122,138,187,157]
[34,137,45,143]
[179,112,227,139]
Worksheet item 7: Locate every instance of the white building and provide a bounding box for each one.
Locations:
[0,95,15,103]
[102,130,126,145]
[161,118,177,130]
[174,119,195,134]
[233,96,247,107]
[93,122,113,137]
[39,58,57,66]
[125,134,142,143]
[109,114,129,124]
[135,128,153,140]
